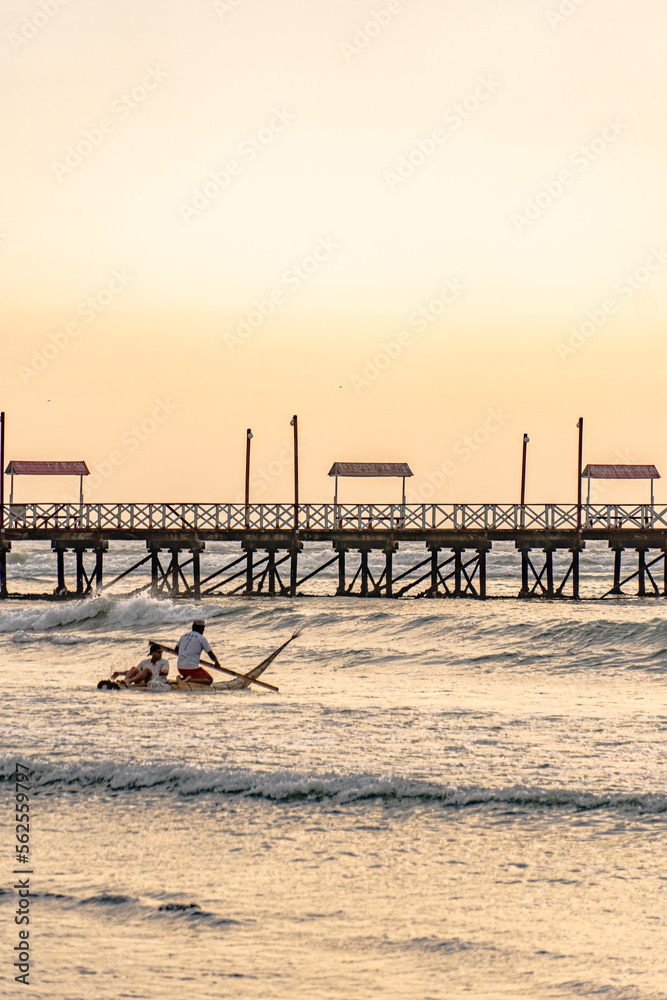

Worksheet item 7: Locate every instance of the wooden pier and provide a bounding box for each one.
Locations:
[2,502,667,600]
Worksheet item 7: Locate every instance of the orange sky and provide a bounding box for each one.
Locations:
[2,0,666,504]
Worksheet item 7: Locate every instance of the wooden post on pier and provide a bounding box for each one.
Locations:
[245,429,252,528]
[385,549,393,597]
[192,546,201,600]
[360,550,369,597]
[150,546,160,596]
[0,413,5,599]
[479,548,487,599]
[171,550,179,596]
[76,548,84,596]
[267,549,276,596]
[95,547,104,593]
[571,548,580,600]
[245,548,254,595]
[545,549,554,598]
[454,549,462,597]
[429,549,438,597]
[337,548,346,595]
[520,548,529,597]
[520,433,529,528]
[0,411,4,536]
[56,547,66,596]
[611,547,623,595]
[291,415,299,530]
[290,547,298,596]
[576,417,584,531]
[637,548,646,597]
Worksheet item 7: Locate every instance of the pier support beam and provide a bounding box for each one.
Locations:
[192,546,201,600]
[516,540,583,599]
[151,547,160,596]
[419,544,489,599]
[146,540,205,599]
[610,546,623,595]
[605,543,664,598]
[333,542,397,597]
[290,546,298,597]
[51,541,108,598]
[240,539,302,596]
[56,547,66,596]
[0,539,10,598]
[359,550,369,597]
[337,548,346,595]
[637,548,646,597]
[76,548,85,596]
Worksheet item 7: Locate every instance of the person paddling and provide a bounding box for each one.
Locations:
[112,643,170,687]
[175,619,221,685]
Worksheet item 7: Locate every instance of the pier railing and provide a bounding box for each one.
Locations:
[3,503,667,532]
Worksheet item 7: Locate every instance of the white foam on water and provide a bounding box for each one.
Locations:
[4,758,665,812]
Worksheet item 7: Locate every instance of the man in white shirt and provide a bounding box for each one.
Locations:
[112,644,170,687]
[175,619,221,685]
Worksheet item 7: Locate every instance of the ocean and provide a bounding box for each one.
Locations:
[0,540,666,999]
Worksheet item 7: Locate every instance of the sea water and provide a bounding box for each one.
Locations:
[0,541,666,999]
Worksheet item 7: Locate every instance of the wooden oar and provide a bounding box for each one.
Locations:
[149,641,280,692]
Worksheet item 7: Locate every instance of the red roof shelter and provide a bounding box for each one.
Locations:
[581,464,660,505]
[328,462,413,507]
[5,460,90,505]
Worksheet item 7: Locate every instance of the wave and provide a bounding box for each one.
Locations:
[0,888,240,927]
[2,759,664,813]
[0,594,232,635]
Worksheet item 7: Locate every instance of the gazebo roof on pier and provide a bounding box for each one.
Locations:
[328,462,412,478]
[581,464,660,480]
[5,461,89,476]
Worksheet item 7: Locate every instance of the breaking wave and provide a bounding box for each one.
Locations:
[2,759,664,813]
[0,595,231,635]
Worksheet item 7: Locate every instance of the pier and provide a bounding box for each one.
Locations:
[2,501,667,600]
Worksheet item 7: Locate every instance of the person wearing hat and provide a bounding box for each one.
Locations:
[112,643,170,687]
[175,619,220,684]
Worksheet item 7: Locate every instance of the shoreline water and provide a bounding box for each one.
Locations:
[0,564,665,998]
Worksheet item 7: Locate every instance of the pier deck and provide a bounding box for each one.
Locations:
[1,503,666,599]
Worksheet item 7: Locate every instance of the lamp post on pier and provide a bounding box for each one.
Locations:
[576,417,584,531]
[0,411,4,533]
[1,413,6,598]
[244,428,253,528]
[290,415,299,529]
[520,433,529,527]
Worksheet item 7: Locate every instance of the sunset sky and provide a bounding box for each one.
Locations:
[2,0,666,504]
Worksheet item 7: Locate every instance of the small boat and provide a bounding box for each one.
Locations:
[97,631,298,693]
